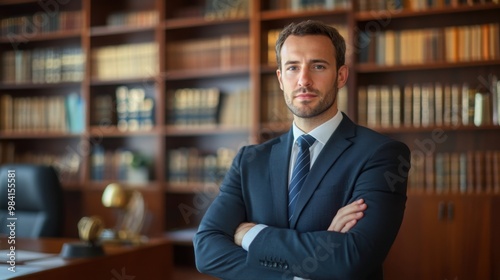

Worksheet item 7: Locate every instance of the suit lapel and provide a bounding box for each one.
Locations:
[290,114,357,228]
[269,131,293,228]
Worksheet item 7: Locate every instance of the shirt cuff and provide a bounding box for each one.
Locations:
[241,224,267,251]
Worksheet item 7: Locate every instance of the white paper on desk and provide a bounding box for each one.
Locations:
[0,249,56,263]
[25,256,67,267]
[0,265,46,279]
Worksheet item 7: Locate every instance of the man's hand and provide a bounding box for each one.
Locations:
[328,199,367,233]
[234,222,256,246]
[234,199,366,246]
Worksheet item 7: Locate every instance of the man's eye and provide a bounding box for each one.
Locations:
[286,66,298,71]
[313,65,326,70]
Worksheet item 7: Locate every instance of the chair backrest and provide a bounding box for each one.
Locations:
[0,164,64,238]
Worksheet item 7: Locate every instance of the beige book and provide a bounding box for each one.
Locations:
[412,84,421,127]
[443,84,452,126]
[379,85,391,128]
[384,30,395,66]
[461,83,471,126]
[357,86,367,126]
[450,84,461,127]
[421,84,432,127]
[391,85,401,128]
[366,85,379,128]
[434,83,443,126]
[403,84,413,127]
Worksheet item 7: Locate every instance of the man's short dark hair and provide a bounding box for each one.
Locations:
[275,20,346,70]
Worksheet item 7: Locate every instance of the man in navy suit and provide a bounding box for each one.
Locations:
[194,20,410,280]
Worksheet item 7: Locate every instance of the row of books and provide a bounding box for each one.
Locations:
[91,145,152,184]
[268,0,350,11]
[166,35,249,71]
[91,86,155,131]
[409,150,500,194]
[261,75,293,123]
[1,47,85,84]
[267,25,349,66]
[91,42,158,80]
[204,0,249,20]
[0,143,82,183]
[219,88,251,127]
[261,75,349,123]
[357,0,499,11]
[106,10,159,27]
[169,88,219,126]
[358,23,500,65]
[168,87,250,128]
[357,79,500,129]
[0,92,84,133]
[115,86,155,132]
[167,147,235,184]
[0,10,82,37]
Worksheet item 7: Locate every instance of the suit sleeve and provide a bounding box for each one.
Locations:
[193,147,289,279]
[245,140,410,280]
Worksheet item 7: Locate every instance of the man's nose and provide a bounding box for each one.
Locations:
[298,69,312,88]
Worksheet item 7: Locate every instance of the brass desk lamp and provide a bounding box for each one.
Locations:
[100,183,147,244]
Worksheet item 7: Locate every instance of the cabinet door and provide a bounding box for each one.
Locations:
[384,195,492,280]
[446,196,491,280]
[493,196,500,280]
[385,195,448,279]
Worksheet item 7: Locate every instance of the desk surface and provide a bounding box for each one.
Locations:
[0,238,173,280]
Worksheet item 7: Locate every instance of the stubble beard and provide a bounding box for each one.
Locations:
[285,79,338,119]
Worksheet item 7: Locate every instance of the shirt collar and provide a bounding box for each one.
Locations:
[292,111,343,145]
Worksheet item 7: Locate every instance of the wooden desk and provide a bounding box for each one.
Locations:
[0,238,172,280]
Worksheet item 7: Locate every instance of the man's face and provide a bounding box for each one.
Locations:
[276,35,347,120]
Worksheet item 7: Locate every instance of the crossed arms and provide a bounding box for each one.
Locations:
[194,140,410,280]
[234,198,368,246]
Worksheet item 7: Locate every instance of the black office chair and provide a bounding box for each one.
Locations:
[0,164,64,238]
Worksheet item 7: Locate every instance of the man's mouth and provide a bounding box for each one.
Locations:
[296,93,315,98]
[295,89,317,100]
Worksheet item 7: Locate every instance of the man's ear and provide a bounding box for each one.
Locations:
[276,69,283,90]
[337,65,349,88]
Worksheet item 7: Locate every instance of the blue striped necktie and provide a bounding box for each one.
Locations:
[288,134,316,221]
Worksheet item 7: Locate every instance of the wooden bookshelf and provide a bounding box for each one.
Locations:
[1,0,499,279]
[353,1,500,279]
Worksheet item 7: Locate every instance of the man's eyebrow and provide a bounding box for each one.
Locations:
[284,60,299,66]
[284,59,331,65]
[310,59,330,65]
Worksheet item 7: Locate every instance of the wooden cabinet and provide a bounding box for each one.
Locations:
[385,194,495,280]
[492,195,500,280]
[1,0,499,277]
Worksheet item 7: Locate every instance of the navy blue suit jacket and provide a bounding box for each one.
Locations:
[194,114,410,280]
